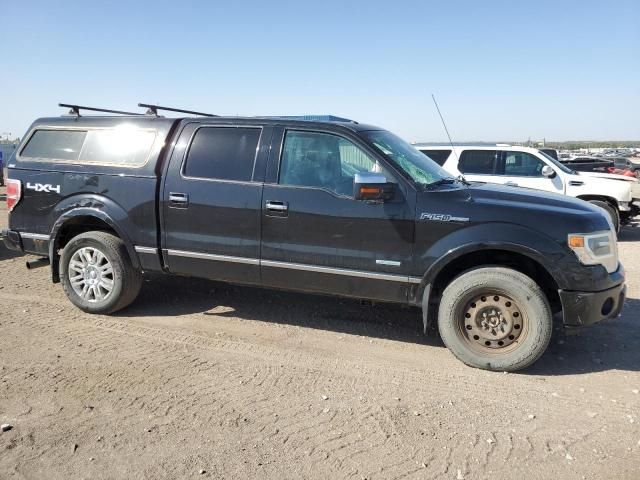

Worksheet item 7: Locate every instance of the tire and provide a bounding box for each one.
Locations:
[60,231,142,314]
[589,200,620,234]
[437,267,552,372]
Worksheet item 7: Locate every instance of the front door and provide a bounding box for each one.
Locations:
[162,123,271,285]
[260,128,416,303]
[498,150,564,194]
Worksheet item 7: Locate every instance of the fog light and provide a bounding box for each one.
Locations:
[601,298,614,316]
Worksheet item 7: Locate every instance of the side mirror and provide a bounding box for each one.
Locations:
[353,172,395,201]
[541,165,556,178]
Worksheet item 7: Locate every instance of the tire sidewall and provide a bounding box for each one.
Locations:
[60,234,126,314]
[589,200,620,233]
[438,268,552,372]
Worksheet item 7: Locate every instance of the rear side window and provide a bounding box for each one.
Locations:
[458,150,497,174]
[80,128,156,166]
[21,130,86,161]
[420,149,451,166]
[20,127,156,167]
[184,127,261,181]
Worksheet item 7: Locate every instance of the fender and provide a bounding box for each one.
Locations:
[48,199,141,282]
[414,223,570,332]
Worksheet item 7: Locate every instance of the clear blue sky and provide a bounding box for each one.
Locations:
[1,0,638,142]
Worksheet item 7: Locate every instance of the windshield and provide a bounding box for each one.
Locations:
[361,130,451,185]
[538,150,575,174]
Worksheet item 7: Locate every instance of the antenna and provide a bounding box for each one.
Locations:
[138,103,217,117]
[431,94,459,162]
[59,103,141,116]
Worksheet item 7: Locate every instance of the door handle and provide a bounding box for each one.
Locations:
[169,192,189,207]
[266,201,288,212]
[265,200,288,215]
[504,182,519,187]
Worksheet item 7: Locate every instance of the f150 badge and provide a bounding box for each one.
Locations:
[26,183,61,194]
[420,212,469,223]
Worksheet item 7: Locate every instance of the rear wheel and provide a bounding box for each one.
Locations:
[589,200,620,233]
[437,267,552,372]
[60,231,142,314]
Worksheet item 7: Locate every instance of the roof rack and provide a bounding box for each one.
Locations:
[263,115,358,124]
[59,103,142,116]
[138,103,218,117]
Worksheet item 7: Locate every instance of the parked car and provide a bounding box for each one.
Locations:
[3,105,626,372]
[611,157,640,173]
[558,156,614,172]
[416,145,636,231]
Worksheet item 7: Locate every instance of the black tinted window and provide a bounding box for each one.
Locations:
[184,127,261,181]
[21,130,87,161]
[459,150,497,174]
[419,149,451,166]
[614,158,629,167]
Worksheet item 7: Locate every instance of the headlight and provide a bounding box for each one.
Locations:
[568,230,618,273]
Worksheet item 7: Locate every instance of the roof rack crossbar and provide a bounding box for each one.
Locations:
[58,103,142,116]
[138,103,218,117]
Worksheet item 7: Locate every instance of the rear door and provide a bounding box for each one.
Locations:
[260,127,416,303]
[162,122,272,284]
[456,149,499,181]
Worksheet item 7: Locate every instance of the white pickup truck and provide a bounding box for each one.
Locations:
[415,144,638,232]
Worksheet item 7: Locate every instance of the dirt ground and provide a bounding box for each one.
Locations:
[0,187,639,480]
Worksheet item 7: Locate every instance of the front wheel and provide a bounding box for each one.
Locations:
[437,267,552,372]
[60,231,142,314]
[589,200,620,234]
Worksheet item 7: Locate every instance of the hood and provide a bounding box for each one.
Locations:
[417,182,611,241]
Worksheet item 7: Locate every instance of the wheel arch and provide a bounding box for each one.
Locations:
[419,245,561,332]
[575,194,618,210]
[49,208,140,283]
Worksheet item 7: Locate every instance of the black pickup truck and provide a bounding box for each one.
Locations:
[2,104,626,371]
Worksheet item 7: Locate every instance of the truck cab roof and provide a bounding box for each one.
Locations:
[30,114,383,133]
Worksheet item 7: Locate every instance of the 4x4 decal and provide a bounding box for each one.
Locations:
[26,183,61,194]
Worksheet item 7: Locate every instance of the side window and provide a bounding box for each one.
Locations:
[458,150,497,174]
[279,130,390,196]
[419,149,451,166]
[503,151,545,176]
[20,128,156,167]
[79,128,156,166]
[21,130,87,161]
[184,127,261,181]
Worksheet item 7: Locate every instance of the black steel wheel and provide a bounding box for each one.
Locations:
[438,267,552,372]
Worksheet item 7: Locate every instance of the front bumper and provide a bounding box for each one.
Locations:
[619,201,631,212]
[559,281,626,328]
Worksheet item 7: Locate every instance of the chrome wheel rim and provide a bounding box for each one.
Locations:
[68,247,114,302]
[458,292,528,354]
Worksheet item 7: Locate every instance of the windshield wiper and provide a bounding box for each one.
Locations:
[426,176,470,188]
[456,174,471,186]
[425,177,457,188]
